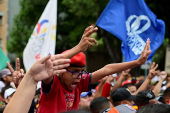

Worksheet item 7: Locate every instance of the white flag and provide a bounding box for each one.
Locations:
[23,0,57,72]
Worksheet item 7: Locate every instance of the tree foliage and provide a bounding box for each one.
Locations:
[8,0,170,71]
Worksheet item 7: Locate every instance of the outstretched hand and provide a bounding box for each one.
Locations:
[28,54,71,82]
[148,62,158,79]
[160,71,167,80]
[77,25,98,52]
[7,58,24,88]
[137,38,151,65]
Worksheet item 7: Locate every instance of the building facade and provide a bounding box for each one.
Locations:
[0,0,8,54]
[0,0,20,61]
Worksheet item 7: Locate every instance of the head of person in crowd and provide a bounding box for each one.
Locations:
[137,75,145,81]
[135,90,158,109]
[0,85,12,103]
[79,91,92,110]
[166,74,170,83]
[123,83,137,94]
[59,50,89,91]
[0,69,13,86]
[62,109,91,113]
[163,87,170,104]
[90,97,111,113]
[135,80,144,90]
[110,88,135,107]
[150,81,158,90]
[4,88,16,103]
[35,88,41,105]
[136,104,170,113]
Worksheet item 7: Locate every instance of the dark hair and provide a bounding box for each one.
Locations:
[163,87,170,103]
[135,90,155,108]
[61,109,91,113]
[112,101,121,107]
[135,80,144,89]
[1,85,12,98]
[90,97,110,113]
[123,83,136,88]
[137,104,170,113]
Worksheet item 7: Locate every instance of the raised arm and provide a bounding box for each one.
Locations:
[4,54,70,113]
[93,76,107,99]
[111,69,131,92]
[91,38,151,83]
[7,58,25,88]
[132,62,158,95]
[153,71,167,97]
[43,25,98,85]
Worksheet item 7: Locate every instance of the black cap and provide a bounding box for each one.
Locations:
[135,90,155,106]
[111,88,136,102]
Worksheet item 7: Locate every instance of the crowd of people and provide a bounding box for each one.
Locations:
[0,26,170,113]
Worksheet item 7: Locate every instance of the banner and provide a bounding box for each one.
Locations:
[0,48,10,71]
[23,0,57,72]
[96,0,165,62]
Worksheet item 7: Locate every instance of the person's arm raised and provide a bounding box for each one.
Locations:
[111,69,131,92]
[4,54,70,113]
[153,71,167,97]
[51,25,98,60]
[91,38,151,84]
[132,62,158,95]
[7,58,25,88]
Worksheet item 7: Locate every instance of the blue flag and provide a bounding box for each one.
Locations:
[96,0,165,62]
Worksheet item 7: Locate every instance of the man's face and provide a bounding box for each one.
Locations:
[6,75,13,82]
[61,67,85,90]
[128,86,137,94]
[79,95,92,107]
[122,100,134,106]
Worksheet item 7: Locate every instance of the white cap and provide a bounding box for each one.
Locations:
[4,88,16,99]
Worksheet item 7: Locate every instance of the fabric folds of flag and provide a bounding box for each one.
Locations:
[23,0,57,72]
[96,0,165,62]
[0,48,10,71]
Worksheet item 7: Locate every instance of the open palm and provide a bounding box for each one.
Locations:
[28,54,71,82]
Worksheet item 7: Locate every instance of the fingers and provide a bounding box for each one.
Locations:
[83,27,98,38]
[51,54,64,61]
[154,64,158,70]
[39,54,51,64]
[82,26,94,38]
[7,62,15,73]
[151,62,155,69]
[143,38,151,55]
[53,59,71,66]
[53,63,70,70]
[53,69,67,75]
[20,69,24,76]
[87,38,98,45]
[16,58,20,71]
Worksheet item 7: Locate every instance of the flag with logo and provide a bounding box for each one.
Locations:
[96,0,165,62]
[23,0,57,72]
[0,48,10,71]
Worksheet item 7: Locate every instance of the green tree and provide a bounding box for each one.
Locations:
[8,0,49,58]
[8,0,170,73]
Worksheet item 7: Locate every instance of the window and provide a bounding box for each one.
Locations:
[0,12,3,25]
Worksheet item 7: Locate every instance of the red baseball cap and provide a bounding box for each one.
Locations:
[61,50,86,67]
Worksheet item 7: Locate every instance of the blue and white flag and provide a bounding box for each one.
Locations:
[96,0,165,62]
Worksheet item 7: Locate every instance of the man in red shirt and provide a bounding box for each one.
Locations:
[38,26,151,113]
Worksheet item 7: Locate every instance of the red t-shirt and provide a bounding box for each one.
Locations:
[37,74,91,113]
